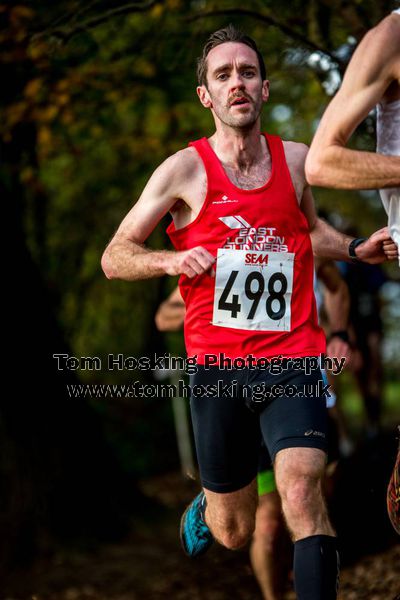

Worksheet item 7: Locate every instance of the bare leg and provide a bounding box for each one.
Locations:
[204,478,258,549]
[275,447,339,599]
[250,491,288,600]
[275,447,334,539]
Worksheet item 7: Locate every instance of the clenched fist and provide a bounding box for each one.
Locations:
[165,246,216,278]
[355,227,398,264]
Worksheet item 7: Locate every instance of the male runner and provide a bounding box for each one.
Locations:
[305,7,400,535]
[387,425,400,536]
[305,9,400,264]
[102,25,396,599]
[156,257,351,600]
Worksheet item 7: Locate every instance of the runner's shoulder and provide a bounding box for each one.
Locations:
[151,147,203,198]
[282,141,309,172]
[160,147,203,181]
[359,14,400,65]
[283,140,308,155]
[375,11,400,38]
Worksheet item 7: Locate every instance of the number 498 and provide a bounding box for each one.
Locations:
[218,270,287,320]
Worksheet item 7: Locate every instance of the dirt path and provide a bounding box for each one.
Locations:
[3,514,399,600]
[3,471,399,600]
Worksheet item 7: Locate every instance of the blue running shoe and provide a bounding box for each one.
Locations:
[180,491,214,557]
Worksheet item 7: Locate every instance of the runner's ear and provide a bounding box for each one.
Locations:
[197,85,212,108]
[262,79,270,103]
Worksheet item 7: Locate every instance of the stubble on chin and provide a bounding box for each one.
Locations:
[219,104,262,129]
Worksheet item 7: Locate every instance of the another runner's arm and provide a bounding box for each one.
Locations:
[301,186,397,263]
[316,259,351,362]
[317,259,349,332]
[305,13,400,189]
[101,151,215,281]
[155,287,185,332]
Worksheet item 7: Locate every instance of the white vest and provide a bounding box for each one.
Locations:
[376,9,400,265]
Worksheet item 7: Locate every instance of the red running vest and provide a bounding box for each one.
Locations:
[167,133,326,364]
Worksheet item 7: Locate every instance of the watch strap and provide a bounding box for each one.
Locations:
[348,237,367,261]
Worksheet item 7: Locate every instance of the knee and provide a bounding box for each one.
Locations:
[216,516,255,550]
[281,477,321,516]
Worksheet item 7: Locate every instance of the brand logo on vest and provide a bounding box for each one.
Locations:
[245,252,269,266]
[213,194,239,205]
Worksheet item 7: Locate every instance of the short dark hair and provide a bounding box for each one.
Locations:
[197,24,267,87]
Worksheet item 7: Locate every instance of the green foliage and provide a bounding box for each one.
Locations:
[2,1,399,475]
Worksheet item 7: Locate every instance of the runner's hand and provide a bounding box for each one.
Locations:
[382,238,399,262]
[326,338,352,368]
[165,247,216,278]
[355,227,398,264]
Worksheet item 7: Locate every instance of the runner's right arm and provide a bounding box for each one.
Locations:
[101,151,215,281]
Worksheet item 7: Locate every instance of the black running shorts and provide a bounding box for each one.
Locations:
[190,361,329,493]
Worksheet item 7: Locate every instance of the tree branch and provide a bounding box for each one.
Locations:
[185,8,343,67]
[34,1,161,44]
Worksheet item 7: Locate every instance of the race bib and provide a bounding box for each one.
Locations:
[212,249,294,331]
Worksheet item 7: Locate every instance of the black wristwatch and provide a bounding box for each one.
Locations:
[348,237,367,261]
[329,330,350,344]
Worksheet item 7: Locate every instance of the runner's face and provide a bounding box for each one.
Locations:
[197,42,269,129]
